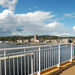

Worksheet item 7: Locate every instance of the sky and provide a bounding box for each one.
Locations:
[0,0,75,37]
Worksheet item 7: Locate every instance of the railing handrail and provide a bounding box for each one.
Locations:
[0,43,72,51]
[0,53,33,60]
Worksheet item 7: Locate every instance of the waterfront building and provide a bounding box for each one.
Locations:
[45,40,50,43]
[0,41,2,43]
[17,40,22,43]
[30,38,34,42]
[34,35,39,42]
[62,39,69,43]
[23,39,28,43]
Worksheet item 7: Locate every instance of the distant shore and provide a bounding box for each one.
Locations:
[13,42,67,45]
[15,42,47,45]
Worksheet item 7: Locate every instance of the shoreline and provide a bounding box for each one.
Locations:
[13,42,67,45]
[0,42,71,45]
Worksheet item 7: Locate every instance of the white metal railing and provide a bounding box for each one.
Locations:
[0,43,74,75]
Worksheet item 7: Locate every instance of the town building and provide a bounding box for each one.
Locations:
[23,39,28,43]
[0,41,2,43]
[30,38,34,42]
[34,35,39,43]
[17,40,22,43]
[62,39,69,43]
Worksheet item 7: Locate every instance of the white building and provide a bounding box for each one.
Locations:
[62,39,69,43]
[30,38,34,42]
[0,41,2,43]
[17,40,22,43]
[35,40,39,43]
[23,39,28,43]
[45,40,50,43]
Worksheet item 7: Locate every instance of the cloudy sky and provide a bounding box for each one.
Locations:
[0,0,75,36]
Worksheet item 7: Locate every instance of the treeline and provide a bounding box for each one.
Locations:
[0,35,75,41]
[0,36,34,42]
[39,35,75,40]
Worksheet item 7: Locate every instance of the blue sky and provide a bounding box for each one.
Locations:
[0,0,75,36]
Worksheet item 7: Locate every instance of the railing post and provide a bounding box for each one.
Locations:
[31,55,33,75]
[24,49,25,53]
[0,56,2,75]
[4,50,6,75]
[24,49,26,75]
[38,47,40,75]
[70,44,72,62]
[57,45,60,67]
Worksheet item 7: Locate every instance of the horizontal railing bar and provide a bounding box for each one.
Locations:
[0,51,32,56]
[0,43,71,51]
[31,46,68,52]
[0,53,33,60]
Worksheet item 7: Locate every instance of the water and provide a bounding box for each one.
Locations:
[0,43,35,48]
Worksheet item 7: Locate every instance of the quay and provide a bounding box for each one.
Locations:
[0,43,74,75]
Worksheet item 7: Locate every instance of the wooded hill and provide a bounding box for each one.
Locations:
[0,35,75,42]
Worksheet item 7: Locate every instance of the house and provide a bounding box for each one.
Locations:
[35,40,39,43]
[62,39,69,43]
[30,38,34,42]
[17,40,22,43]
[23,39,28,43]
[0,41,2,43]
[45,40,50,43]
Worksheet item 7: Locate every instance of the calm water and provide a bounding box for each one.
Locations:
[0,43,35,48]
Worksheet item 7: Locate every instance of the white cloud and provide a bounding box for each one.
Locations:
[45,22,64,31]
[69,16,75,18]
[61,33,69,36]
[73,26,75,31]
[47,12,75,23]
[51,32,70,36]
[0,0,66,36]
[64,13,75,18]
[51,33,61,36]
[1,0,74,36]
[0,9,65,36]
[45,22,63,27]
[0,9,14,19]
[64,14,72,16]
[0,0,17,10]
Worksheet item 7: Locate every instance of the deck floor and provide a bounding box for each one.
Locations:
[60,65,75,75]
[41,59,75,75]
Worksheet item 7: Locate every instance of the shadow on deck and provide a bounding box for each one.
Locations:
[35,59,75,75]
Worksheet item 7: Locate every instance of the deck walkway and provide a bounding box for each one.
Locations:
[41,59,75,75]
[60,65,75,75]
